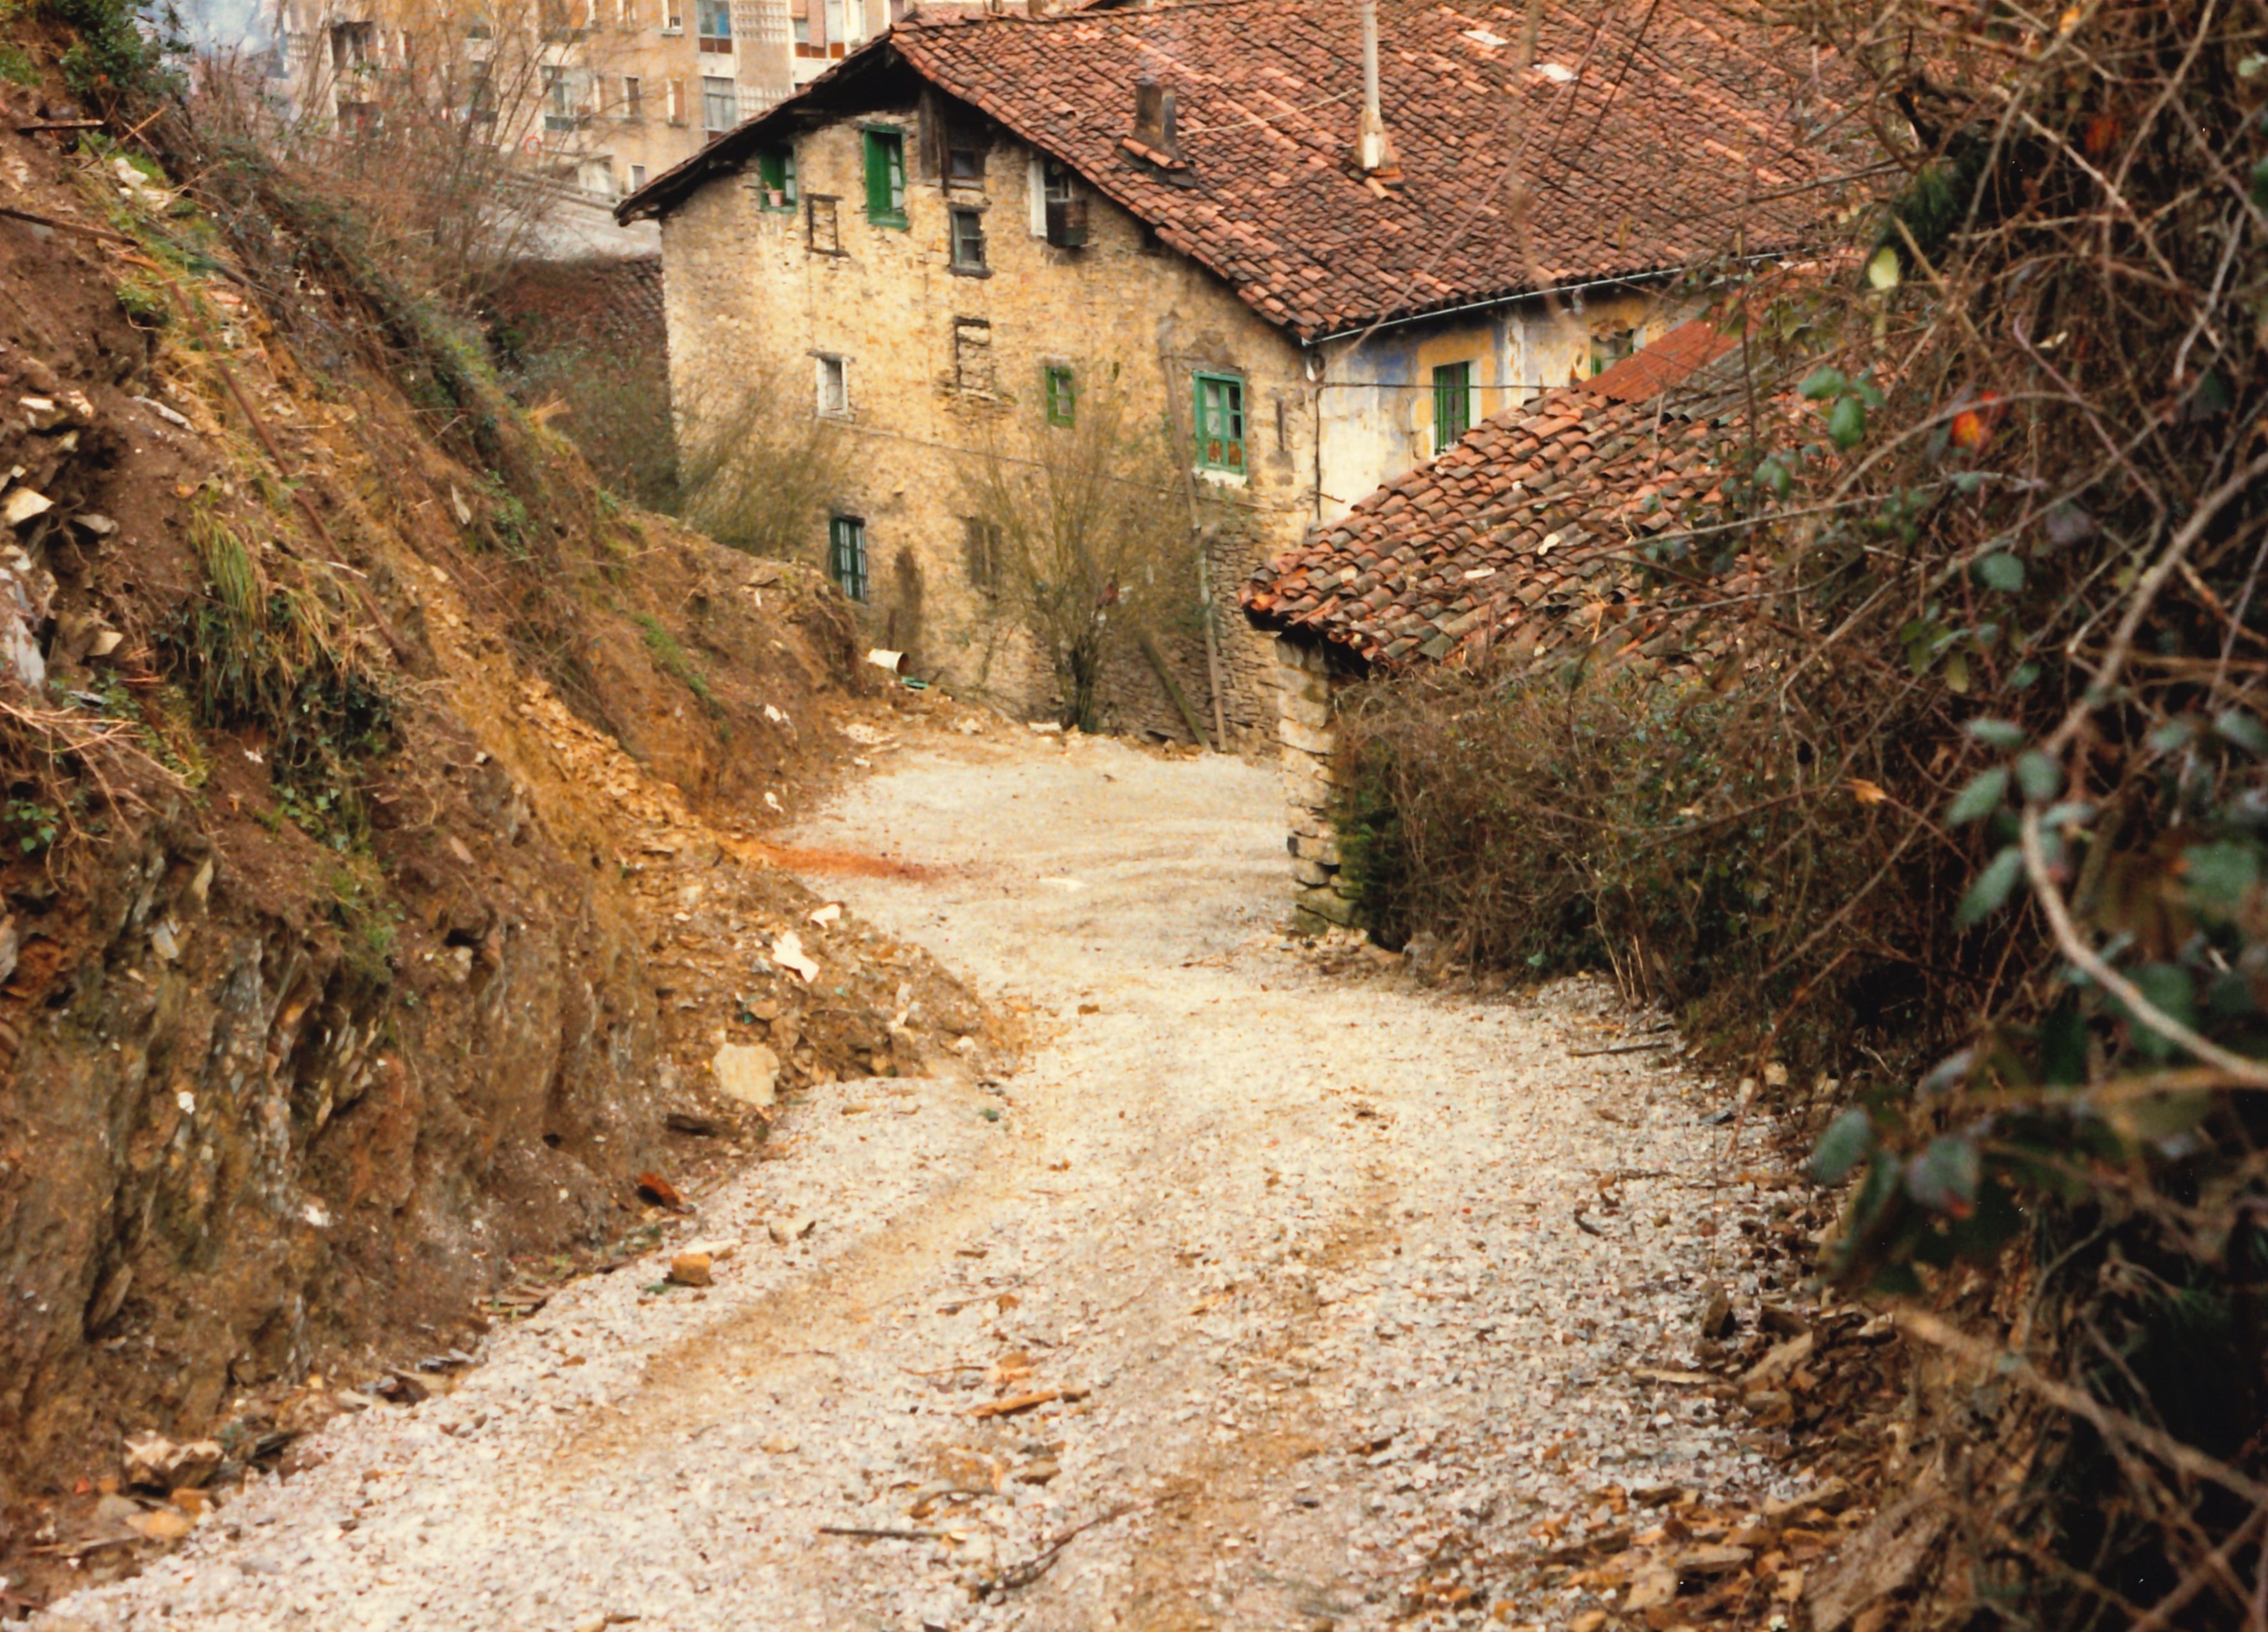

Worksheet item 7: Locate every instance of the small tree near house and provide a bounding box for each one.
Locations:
[958,370,1196,735]
[673,367,854,564]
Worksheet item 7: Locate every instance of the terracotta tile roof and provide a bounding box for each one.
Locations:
[620,1,1867,340]
[1242,319,1762,669]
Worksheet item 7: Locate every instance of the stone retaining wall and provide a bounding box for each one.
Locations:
[1275,634,1365,930]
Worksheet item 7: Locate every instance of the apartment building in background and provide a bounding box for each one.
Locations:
[261,0,919,210]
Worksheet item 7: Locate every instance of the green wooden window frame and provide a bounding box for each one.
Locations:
[828,515,868,601]
[1590,326,1637,377]
[1193,371,1245,474]
[1431,361,1473,454]
[862,126,907,228]
[756,145,796,210]
[1044,365,1076,427]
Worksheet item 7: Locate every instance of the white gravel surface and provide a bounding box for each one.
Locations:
[40,729,1797,1631]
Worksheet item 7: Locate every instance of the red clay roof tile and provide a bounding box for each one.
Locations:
[1243,319,1760,670]
[621,1,1867,340]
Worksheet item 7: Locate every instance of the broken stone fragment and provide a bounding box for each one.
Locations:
[1765,1475,1852,1521]
[766,1214,816,1246]
[1743,1330,1814,1387]
[711,1041,779,1108]
[666,1250,713,1286]
[127,1507,194,1542]
[122,1433,223,1490]
[772,930,818,982]
[2,486,52,526]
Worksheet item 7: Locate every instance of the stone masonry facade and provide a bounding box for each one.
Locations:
[654,105,1319,748]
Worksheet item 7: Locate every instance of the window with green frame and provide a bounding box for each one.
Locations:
[1590,326,1637,377]
[1043,365,1076,427]
[828,515,868,601]
[862,127,907,227]
[755,144,796,210]
[1193,371,1245,474]
[1431,361,1473,453]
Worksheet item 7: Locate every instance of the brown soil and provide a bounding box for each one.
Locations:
[0,68,1003,1596]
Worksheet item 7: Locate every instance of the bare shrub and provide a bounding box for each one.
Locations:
[1351,0,2268,1620]
[958,371,1194,732]
[674,373,853,563]
[501,332,677,511]
[1337,659,1944,1030]
[187,0,621,309]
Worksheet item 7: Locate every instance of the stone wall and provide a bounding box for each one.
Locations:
[1275,633,1367,930]
[658,104,1343,751]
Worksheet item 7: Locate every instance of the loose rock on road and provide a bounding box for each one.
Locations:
[44,728,1798,1631]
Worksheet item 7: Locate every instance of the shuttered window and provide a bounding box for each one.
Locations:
[1431,361,1472,453]
[862,127,907,228]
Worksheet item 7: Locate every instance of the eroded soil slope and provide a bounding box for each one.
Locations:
[0,76,995,1545]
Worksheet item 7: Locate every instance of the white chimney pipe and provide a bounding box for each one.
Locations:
[1357,0,1395,175]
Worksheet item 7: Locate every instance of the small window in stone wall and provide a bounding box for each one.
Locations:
[1193,371,1246,474]
[963,517,1002,591]
[805,193,841,255]
[1044,365,1076,427]
[863,127,908,227]
[949,207,987,273]
[953,317,994,394]
[816,353,849,417]
[829,516,869,601]
[753,144,796,210]
[945,126,986,186]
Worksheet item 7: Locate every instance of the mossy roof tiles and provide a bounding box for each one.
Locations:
[1242,319,1762,671]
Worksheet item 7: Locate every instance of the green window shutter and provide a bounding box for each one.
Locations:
[863,129,905,225]
[863,131,888,218]
[1045,366,1076,427]
[1431,362,1472,453]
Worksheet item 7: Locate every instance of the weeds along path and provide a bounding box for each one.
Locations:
[41,728,1796,1632]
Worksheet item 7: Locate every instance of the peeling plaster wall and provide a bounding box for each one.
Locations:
[1308,285,1698,525]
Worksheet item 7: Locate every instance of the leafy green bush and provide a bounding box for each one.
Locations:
[38,0,181,107]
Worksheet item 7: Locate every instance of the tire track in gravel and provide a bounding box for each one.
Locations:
[41,726,1786,1632]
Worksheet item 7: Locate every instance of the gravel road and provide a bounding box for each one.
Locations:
[39,727,1798,1632]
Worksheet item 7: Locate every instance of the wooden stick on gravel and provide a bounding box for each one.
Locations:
[969,1385,1090,1419]
[980,1502,1140,1595]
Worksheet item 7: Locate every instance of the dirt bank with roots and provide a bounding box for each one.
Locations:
[0,65,1005,1579]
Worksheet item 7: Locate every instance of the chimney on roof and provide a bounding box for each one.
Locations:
[1356,0,1398,176]
[1133,75,1179,161]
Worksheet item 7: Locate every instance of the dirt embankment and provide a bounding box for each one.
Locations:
[0,78,1000,1542]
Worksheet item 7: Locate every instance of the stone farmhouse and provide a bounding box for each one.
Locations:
[617,0,1856,745]
[1242,317,1767,927]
